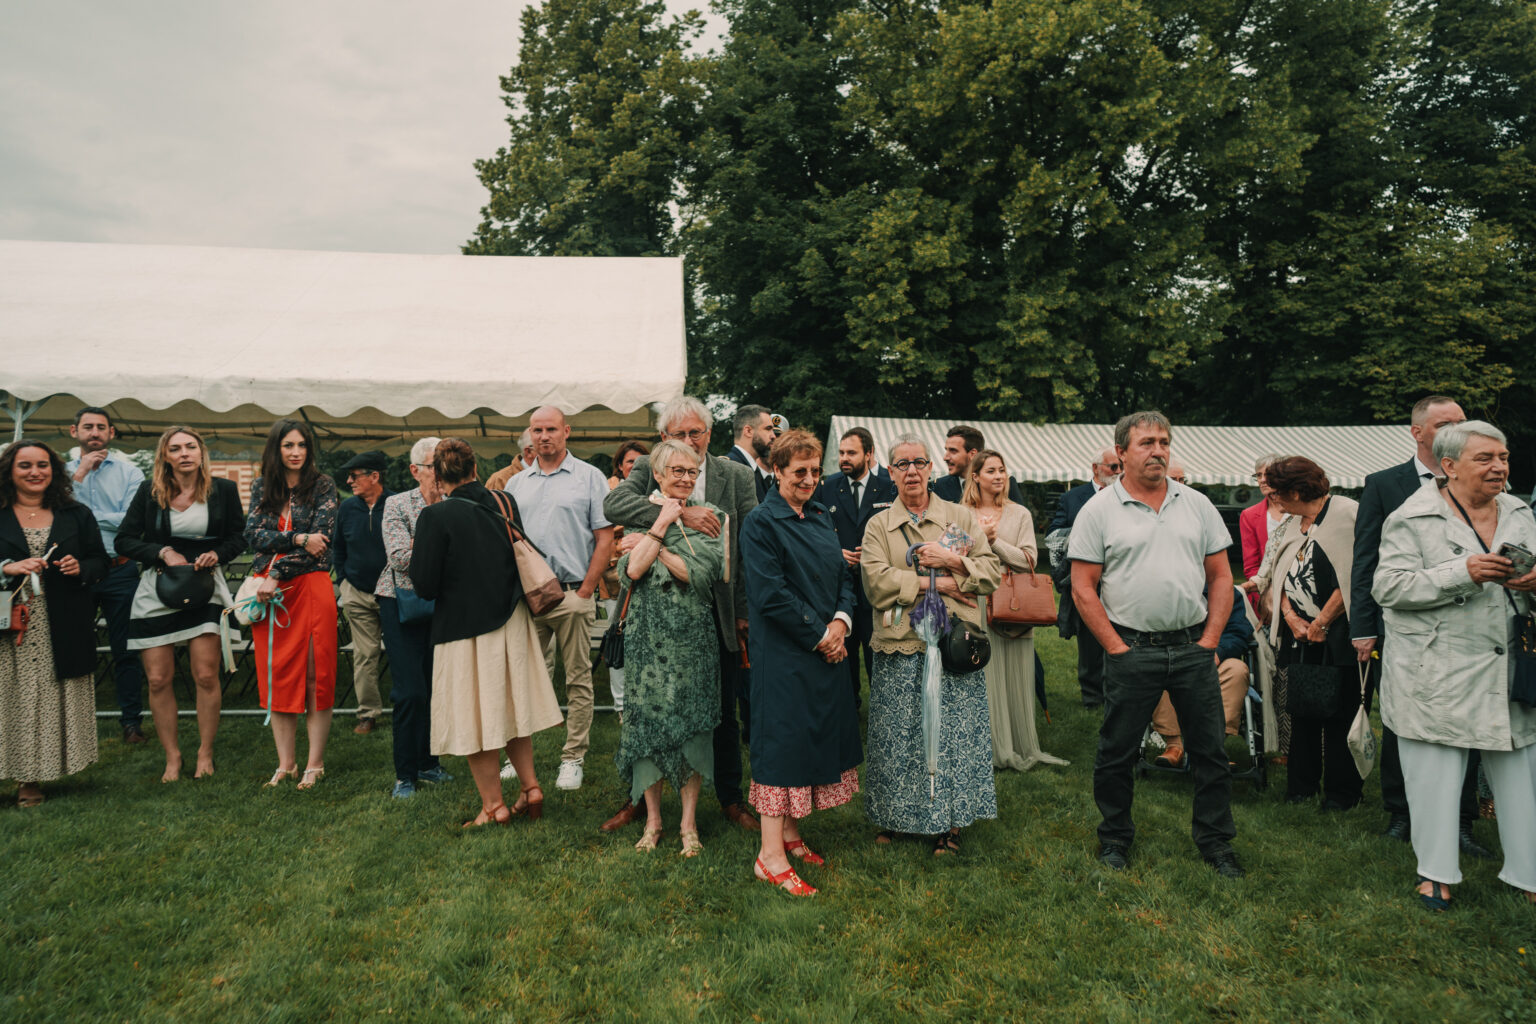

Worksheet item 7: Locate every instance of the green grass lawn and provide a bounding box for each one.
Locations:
[3,633,1532,1023]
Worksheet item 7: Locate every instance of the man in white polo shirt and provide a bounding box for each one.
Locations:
[505,406,615,790]
[1069,410,1243,878]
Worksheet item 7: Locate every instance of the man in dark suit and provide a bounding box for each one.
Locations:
[1350,395,1490,857]
[726,404,776,502]
[816,426,897,706]
[931,424,1025,503]
[1047,445,1121,707]
[600,396,761,833]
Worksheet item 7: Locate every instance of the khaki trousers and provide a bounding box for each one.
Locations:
[1152,657,1248,740]
[535,590,596,762]
[339,579,384,720]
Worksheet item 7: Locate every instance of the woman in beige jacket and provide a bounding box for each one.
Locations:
[1374,421,1536,910]
[861,434,1001,855]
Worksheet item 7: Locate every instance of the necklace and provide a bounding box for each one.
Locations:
[15,502,44,519]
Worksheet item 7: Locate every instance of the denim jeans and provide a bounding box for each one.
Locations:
[1093,638,1235,857]
[377,597,438,783]
[97,561,146,726]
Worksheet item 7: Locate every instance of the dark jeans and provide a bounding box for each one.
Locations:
[1094,636,1235,857]
[1077,627,1106,706]
[377,597,439,783]
[97,560,145,726]
[713,634,745,808]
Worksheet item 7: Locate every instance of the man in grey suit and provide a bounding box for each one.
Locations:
[599,395,761,833]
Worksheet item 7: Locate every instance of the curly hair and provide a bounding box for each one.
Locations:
[0,440,75,509]
[1265,456,1330,502]
[767,428,822,474]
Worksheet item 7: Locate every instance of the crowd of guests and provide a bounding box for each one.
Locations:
[1,395,1532,910]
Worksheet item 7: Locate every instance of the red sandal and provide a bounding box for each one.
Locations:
[784,838,824,866]
[755,857,817,897]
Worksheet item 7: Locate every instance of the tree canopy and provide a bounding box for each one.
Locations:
[468,0,1536,486]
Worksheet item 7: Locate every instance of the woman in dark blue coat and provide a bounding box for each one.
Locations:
[742,429,862,897]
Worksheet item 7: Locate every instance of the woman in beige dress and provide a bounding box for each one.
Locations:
[964,449,1068,772]
[409,438,564,827]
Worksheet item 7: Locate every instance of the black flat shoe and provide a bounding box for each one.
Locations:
[1381,815,1411,842]
[1204,851,1245,879]
[1098,843,1129,870]
[1459,828,1494,861]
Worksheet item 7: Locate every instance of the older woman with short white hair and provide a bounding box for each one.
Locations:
[376,436,454,800]
[861,433,1001,855]
[1374,420,1536,910]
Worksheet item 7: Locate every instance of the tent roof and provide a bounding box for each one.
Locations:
[1,240,684,453]
[826,416,1409,490]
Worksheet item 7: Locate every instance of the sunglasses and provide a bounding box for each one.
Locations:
[787,467,821,480]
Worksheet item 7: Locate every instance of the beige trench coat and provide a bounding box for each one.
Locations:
[1373,482,1536,750]
[860,497,1002,653]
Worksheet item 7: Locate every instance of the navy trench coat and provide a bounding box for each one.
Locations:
[741,488,862,788]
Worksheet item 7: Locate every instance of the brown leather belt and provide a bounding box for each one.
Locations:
[110,555,133,568]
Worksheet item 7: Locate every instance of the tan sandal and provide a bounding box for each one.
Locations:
[463,802,511,829]
[296,767,325,791]
[635,825,662,851]
[679,829,703,858]
[264,767,298,788]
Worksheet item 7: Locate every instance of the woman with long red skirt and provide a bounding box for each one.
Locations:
[244,419,340,790]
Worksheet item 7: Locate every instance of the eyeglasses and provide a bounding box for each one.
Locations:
[412,463,433,470]
[664,429,708,442]
[667,467,701,480]
[892,459,931,472]
[787,467,821,480]
[1099,463,1122,472]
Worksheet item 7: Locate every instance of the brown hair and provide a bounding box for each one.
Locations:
[768,428,822,473]
[0,440,74,509]
[1265,456,1330,502]
[150,426,212,508]
[433,437,478,486]
[612,440,650,478]
[961,449,1010,508]
[256,418,320,514]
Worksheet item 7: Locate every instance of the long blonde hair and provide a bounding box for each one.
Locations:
[961,449,1011,508]
[150,425,212,509]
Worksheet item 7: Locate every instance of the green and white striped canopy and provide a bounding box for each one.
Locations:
[824,416,1408,491]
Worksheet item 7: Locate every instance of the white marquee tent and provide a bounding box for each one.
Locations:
[1,240,686,456]
[826,416,1411,494]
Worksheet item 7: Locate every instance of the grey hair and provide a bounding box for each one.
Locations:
[1433,420,1506,464]
[1253,453,1284,474]
[650,438,703,480]
[1113,410,1172,450]
[517,429,531,448]
[409,436,442,466]
[657,395,712,436]
[887,432,929,465]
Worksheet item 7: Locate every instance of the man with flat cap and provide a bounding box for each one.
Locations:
[335,451,394,734]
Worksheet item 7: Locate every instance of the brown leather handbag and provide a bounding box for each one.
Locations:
[988,550,1057,637]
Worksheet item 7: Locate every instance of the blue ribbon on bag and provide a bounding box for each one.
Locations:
[237,588,289,726]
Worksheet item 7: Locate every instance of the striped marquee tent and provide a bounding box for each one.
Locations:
[824,416,1408,493]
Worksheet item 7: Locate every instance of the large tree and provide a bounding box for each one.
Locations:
[464,0,701,258]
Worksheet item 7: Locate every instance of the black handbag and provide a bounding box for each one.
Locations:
[155,564,214,610]
[1284,642,1345,718]
[941,621,991,674]
[600,580,636,669]
[1510,611,1536,709]
[392,569,435,625]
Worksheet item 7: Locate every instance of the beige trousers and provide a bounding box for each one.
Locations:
[339,579,383,719]
[535,590,596,762]
[1152,657,1248,740]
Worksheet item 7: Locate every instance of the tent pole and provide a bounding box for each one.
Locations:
[5,393,44,444]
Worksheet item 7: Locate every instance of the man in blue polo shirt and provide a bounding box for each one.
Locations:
[65,407,147,743]
[505,406,615,791]
[1069,410,1243,878]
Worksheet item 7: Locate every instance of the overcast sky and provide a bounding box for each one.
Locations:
[0,1,712,256]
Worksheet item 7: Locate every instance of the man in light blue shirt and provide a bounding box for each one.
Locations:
[504,406,615,791]
[65,407,147,743]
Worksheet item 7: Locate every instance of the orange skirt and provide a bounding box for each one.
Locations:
[253,571,338,714]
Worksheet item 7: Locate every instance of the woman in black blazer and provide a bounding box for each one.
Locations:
[410,438,563,827]
[116,427,246,782]
[0,440,109,807]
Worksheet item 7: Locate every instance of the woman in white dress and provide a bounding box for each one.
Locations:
[116,427,246,781]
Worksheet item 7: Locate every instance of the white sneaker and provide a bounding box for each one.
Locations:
[500,760,518,781]
[555,759,584,790]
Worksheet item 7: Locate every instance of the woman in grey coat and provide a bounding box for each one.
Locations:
[1374,420,1536,910]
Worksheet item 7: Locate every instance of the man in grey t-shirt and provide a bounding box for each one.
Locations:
[1068,411,1243,878]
